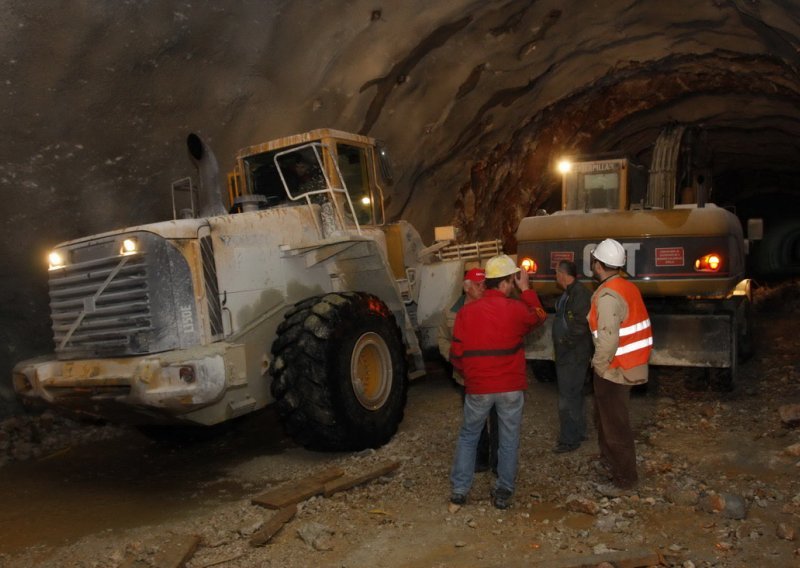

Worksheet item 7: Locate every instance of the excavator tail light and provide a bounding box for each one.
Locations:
[694,253,722,272]
[520,257,537,274]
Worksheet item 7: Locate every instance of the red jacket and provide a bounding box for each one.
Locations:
[450,289,547,394]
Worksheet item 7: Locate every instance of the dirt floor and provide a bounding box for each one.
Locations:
[0,281,799,568]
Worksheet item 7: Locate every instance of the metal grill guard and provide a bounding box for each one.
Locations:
[49,232,200,360]
[51,249,151,358]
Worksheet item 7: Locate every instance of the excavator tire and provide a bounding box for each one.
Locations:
[737,298,754,362]
[270,292,408,451]
[707,320,738,392]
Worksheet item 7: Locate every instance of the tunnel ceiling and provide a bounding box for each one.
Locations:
[0,0,799,384]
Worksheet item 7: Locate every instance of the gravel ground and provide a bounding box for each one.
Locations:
[1,280,799,568]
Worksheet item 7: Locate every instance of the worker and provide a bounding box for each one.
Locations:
[438,267,498,473]
[551,259,593,454]
[588,238,653,496]
[449,255,547,510]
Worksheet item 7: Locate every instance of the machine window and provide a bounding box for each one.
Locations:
[336,143,374,225]
[583,172,620,209]
[242,146,327,206]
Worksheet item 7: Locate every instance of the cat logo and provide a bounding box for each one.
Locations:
[582,242,640,276]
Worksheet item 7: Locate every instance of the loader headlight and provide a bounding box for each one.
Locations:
[48,251,66,271]
[695,253,721,272]
[520,257,538,274]
[120,238,139,256]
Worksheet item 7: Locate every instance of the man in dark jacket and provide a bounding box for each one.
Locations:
[551,260,594,453]
[449,255,547,509]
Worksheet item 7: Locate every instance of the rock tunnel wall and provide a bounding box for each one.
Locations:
[1,0,798,414]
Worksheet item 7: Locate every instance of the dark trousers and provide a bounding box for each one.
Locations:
[461,388,498,471]
[593,372,638,488]
[555,356,589,446]
[477,406,498,471]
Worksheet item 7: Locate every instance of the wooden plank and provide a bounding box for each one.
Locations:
[249,504,297,547]
[533,549,663,568]
[323,460,401,497]
[120,533,200,568]
[251,466,344,509]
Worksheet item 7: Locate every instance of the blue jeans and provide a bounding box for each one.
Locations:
[450,390,525,496]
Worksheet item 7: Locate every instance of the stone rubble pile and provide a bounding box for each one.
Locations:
[0,410,122,467]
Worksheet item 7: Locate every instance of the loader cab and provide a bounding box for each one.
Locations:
[230,129,389,228]
[559,157,647,212]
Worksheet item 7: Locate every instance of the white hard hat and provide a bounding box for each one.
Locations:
[592,238,626,267]
[485,254,521,278]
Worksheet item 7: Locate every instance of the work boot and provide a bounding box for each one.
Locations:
[552,442,579,454]
[491,487,512,510]
[449,493,467,506]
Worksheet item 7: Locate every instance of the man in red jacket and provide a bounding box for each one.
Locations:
[449,254,547,509]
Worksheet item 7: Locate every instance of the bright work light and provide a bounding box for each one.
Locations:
[121,238,138,255]
[48,251,65,271]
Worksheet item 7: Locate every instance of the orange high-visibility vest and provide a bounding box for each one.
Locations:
[588,276,653,370]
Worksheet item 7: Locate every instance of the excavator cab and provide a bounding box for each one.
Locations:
[559,157,647,212]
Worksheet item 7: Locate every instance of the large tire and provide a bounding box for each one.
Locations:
[270,292,408,451]
[737,298,754,362]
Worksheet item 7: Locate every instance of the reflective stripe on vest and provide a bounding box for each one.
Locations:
[615,336,653,356]
[591,318,651,338]
[619,319,651,337]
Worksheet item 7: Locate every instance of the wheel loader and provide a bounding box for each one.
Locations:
[12,129,500,450]
[516,125,753,389]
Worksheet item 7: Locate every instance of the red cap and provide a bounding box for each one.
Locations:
[464,268,486,283]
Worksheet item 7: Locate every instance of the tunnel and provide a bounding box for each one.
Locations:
[1,1,799,414]
[3,3,800,566]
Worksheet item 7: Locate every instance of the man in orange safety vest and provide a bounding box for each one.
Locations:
[588,238,653,496]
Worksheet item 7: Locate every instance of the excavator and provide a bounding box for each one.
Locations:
[516,125,752,389]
